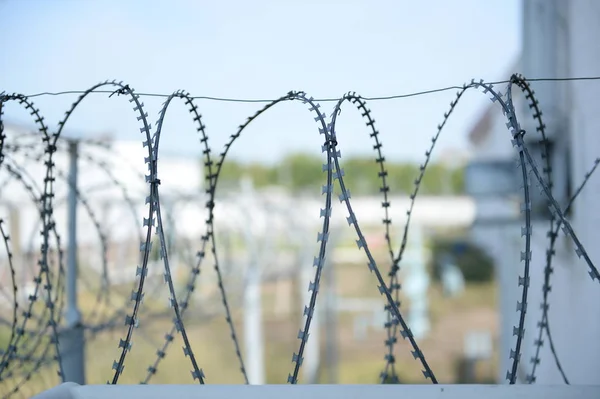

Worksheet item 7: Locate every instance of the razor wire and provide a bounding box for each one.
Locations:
[0,76,598,396]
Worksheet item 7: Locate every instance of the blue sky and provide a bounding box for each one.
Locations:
[0,0,521,164]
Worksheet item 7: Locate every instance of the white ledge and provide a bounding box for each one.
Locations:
[32,383,600,399]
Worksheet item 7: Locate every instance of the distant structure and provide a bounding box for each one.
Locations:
[437,146,471,170]
[402,223,430,340]
[466,0,600,384]
[438,254,465,298]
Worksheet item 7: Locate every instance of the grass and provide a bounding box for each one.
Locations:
[0,259,499,396]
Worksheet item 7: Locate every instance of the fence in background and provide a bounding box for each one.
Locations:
[0,76,599,398]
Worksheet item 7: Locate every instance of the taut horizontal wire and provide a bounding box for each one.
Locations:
[11,76,600,103]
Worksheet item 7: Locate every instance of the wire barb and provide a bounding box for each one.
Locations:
[0,76,599,394]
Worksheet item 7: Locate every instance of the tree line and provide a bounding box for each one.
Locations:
[212,153,465,196]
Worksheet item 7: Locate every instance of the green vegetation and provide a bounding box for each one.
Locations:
[210,153,465,195]
[2,257,498,395]
[428,238,495,283]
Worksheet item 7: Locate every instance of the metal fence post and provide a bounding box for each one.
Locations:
[241,178,265,385]
[58,139,86,385]
[301,244,320,384]
[323,242,338,383]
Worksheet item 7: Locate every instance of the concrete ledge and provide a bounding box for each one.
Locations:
[32,383,600,399]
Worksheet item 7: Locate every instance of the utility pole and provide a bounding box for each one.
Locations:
[8,206,24,302]
[403,223,430,340]
[300,240,320,384]
[322,233,338,383]
[58,140,86,385]
[241,177,265,385]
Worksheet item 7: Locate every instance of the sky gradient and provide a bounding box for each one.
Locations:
[0,0,521,164]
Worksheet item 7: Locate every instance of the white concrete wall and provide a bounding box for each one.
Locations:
[30,383,600,399]
[0,193,476,251]
[525,0,600,384]
[471,0,600,384]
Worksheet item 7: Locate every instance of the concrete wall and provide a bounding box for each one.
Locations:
[470,0,600,384]
[519,0,600,384]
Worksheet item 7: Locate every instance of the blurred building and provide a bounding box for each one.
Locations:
[466,0,600,384]
[0,118,477,248]
[437,146,471,170]
[0,122,478,294]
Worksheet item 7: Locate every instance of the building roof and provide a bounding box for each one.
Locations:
[467,57,521,147]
